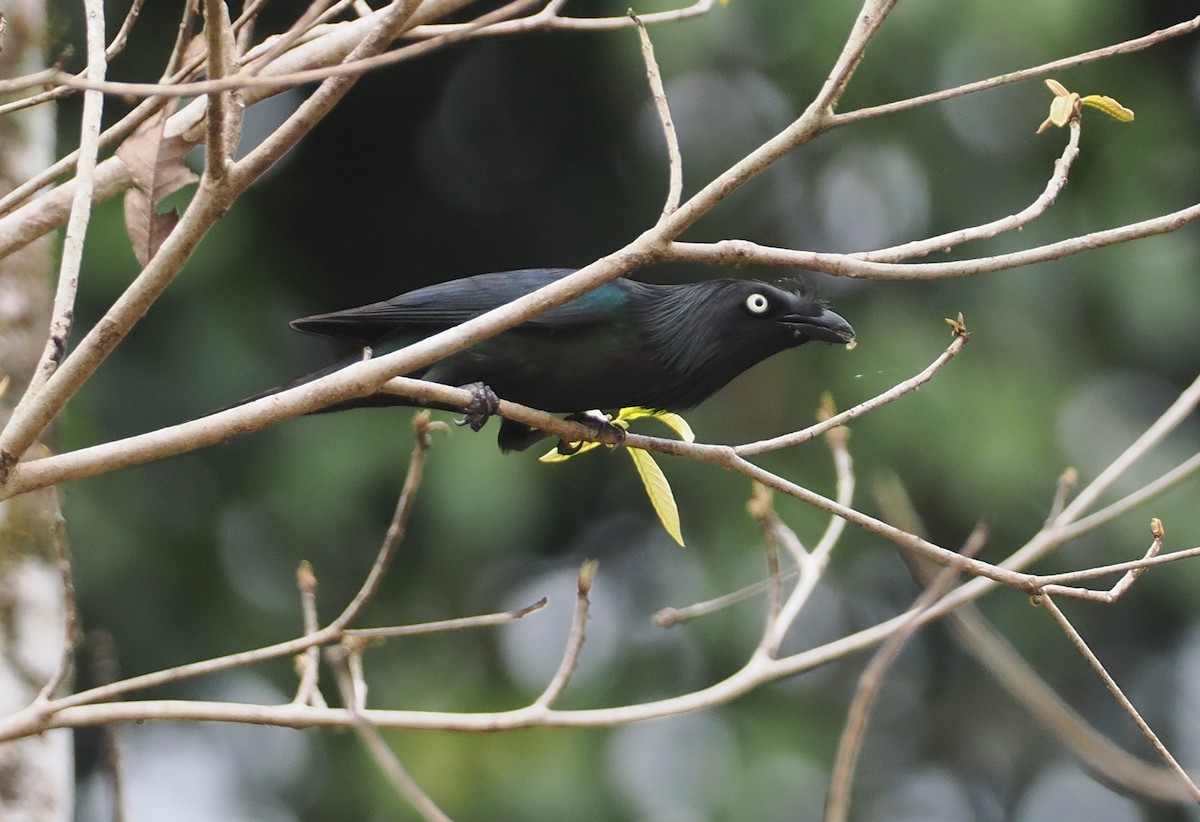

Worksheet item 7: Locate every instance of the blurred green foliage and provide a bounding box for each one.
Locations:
[54,0,1200,819]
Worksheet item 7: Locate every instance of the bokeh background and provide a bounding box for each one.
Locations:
[49,0,1200,819]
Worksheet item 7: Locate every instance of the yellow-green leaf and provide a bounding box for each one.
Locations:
[1079,94,1134,123]
[1048,91,1079,126]
[613,406,656,423]
[1044,78,1070,97]
[627,448,684,547]
[650,411,695,442]
[614,407,695,442]
[539,440,603,463]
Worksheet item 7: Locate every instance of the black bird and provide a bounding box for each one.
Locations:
[258,268,855,451]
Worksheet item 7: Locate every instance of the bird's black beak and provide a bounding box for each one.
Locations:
[785,308,856,345]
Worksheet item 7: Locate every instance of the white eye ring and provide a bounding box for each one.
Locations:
[745,293,770,314]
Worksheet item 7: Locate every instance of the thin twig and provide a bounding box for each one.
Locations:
[825,521,990,822]
[47,0,544,100]
[631,12,682,220]
[0,34,196,218]
[859,119,1082,263]
[1066,451,1200,539]
[972,372,1200,584]
[737,327,968,456]
[667,197,1200,280]
[292,561,325,706]
[19,0,106,403]
[746,483,784,642]
[1036,592,1200,803]
[829,14,1200,129]
[329,646,453,822]
[884,493,1200,804]
[229,0,429,185]
[534,560,598,708]
[762,421,854,656]
[18,593,546,721]
[106,0,148,59]
[1055,377,1200,526]
[242,0,342,77]
[344,639,368,708]
[407,0,715,36]
[653,566,799,627]
[331,412,439,630]
[345,598,548,640]
[1039,520,1164,602]
[1031,543,1200,588]
[1045,467,1079,524]
[0,0,474,253]
[944,590,1200,800]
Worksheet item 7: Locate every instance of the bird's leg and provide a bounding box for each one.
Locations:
[454,382,501,431]
[560,411,626,454]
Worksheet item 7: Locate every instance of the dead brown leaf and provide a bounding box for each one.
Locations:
[116,103,199,266]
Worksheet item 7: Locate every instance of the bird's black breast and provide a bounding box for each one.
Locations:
[418,313,669,412]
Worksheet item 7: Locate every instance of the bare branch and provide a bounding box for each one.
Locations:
[106,0,149,60]
[164,0,201,78]
[830,14,1200,128]
[344,598,548,641]
[242,0,346,78]
[292,561,324,707]
[17,0,106,403]
[746,483,785,641]
[653,567,799,628]
[44,0,545,101]
[668,199,1200,280]
[631,12,682,221]
[229,0,429,188]
[1031,544,1200,588]
[0,0,481,257]
[1054,377,1200,526]
[760,423,854,657]
[1045,466,1079,524]
[408,0,717,36]
[1035,520,1164,603]
[202,0,244,177]
[534,560,598,708]
[1067,451,1200,538]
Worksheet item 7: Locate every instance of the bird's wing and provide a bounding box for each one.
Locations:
[291,269,628,344]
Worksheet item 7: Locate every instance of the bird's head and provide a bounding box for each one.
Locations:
[632,278,855,410]
[735,281,856,347]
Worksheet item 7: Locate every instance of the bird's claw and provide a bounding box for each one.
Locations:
[563,412,627,451]
[455,382,501,431]
[556,438,583,456]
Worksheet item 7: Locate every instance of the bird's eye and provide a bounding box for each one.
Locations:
[745,293,770,315]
